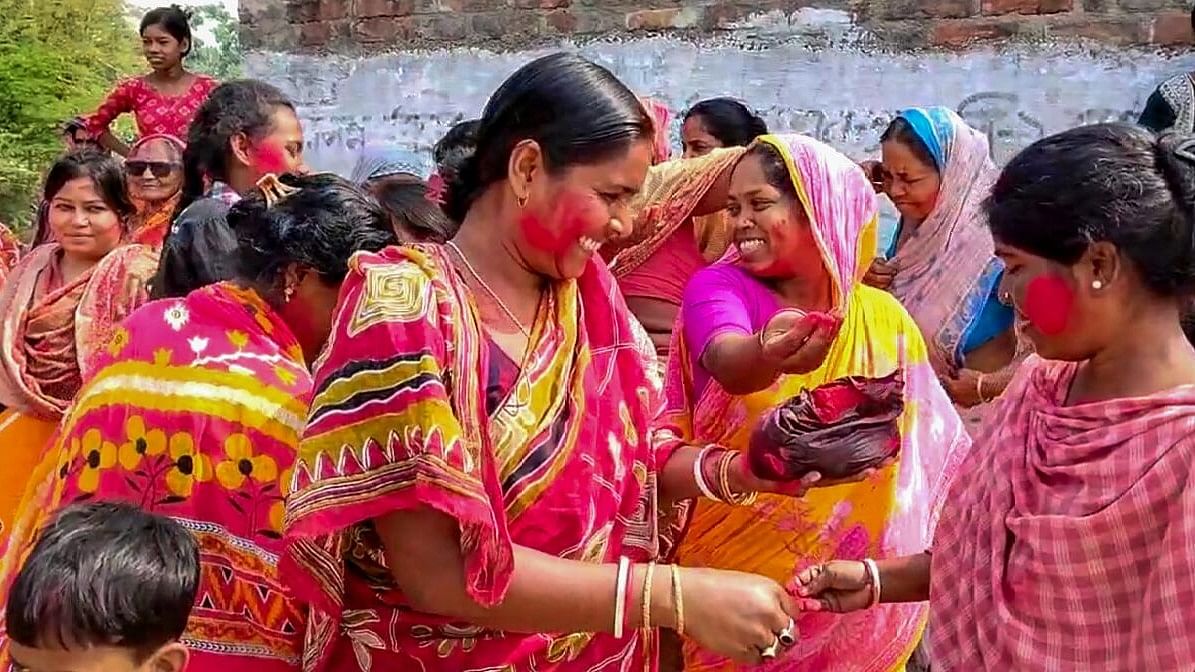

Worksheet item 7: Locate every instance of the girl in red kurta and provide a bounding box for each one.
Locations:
[87,6,216,156]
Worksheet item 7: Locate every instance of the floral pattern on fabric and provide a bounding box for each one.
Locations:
[87,76,217,140]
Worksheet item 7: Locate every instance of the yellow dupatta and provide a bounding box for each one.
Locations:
[662,135,971,672]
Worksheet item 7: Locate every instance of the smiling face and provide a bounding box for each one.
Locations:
[514,138,653,280]
[47,177,125,263]
[140,23,186,72]
[880,138,941,223]
[126,138,183,204]
[726,150,824,280]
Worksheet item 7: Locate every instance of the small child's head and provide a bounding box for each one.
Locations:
[5,502,199,672]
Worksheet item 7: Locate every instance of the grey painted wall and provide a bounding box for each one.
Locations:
[246,35,1194,178]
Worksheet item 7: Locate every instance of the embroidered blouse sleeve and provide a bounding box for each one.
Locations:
[284,250,512,612]
[87,80,135,136]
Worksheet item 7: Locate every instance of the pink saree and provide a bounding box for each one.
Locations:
[661,134,971,672]
[283,244,677,672]
[0,282,310,672]
[929,356,1195,670]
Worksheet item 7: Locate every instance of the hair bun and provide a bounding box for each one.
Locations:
[1156,133,1195,207]
[440,148,480,224]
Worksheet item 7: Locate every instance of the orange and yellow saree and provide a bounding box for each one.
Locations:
[0,243,157,541]
[661,135,971,671]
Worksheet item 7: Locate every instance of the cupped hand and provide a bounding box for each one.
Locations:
[793,560,872,613]
[863,258,899,289]
[760,310,841,376]
[682,567,798,665]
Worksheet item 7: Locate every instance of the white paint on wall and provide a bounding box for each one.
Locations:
[246,37,1195,179]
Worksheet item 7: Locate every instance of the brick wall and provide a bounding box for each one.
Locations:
[241,0,1193,53]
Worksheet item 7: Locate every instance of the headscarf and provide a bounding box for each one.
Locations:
[885,107,1000,371]
[1156,73,1195,134]
[349,146,431,184]
[641,97,674,164]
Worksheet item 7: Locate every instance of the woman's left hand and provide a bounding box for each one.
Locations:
[939,368,984,408]
[730,453,894,497]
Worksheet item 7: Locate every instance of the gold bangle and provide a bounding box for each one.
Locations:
[716,451,758,506]
[642,562,656,630]
[670,564,685,636]
[976,372,988,404]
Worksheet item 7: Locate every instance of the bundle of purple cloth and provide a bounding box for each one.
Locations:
[748,369,904,481]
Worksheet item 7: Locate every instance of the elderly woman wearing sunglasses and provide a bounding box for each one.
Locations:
[124,134,185,247]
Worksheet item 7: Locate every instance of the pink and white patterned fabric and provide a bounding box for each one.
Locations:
[87,75,217,141]
[929,355,1195,671]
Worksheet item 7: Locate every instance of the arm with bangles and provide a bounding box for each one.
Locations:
[794,552,932,614]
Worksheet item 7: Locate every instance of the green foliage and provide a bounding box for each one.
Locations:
[188,4,242,82]
[0,0,141,233]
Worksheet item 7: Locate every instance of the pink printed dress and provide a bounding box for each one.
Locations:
[87,75,217,141]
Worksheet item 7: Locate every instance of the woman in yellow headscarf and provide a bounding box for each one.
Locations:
[659,134,971,671]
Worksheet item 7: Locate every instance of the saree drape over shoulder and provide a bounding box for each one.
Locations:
[0,282,310,672]
[283,244,677,672]
[661,134,971,672]
[0,243,156,541]
[929,356,1195,671]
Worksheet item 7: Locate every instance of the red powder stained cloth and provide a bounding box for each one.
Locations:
[748,369,904,481]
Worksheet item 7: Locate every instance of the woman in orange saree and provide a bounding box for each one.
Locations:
[0,173,396,672]
[0,151,157,543]
[125,134,185,247]
[661,134,971,671]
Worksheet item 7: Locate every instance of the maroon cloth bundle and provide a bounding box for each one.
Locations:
[748,370,904,481]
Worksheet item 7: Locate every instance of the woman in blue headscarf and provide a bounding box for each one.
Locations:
[861,107,1022,433]
[350,146,455,243]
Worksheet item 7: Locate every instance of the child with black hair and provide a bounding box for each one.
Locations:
[4,502,199,672]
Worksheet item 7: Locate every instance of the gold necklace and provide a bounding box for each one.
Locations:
[447,241,533,338]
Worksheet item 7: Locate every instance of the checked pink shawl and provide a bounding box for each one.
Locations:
[929,355,1195,671]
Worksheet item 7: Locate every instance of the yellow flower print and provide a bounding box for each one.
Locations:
[107,326,130,358]
[164,432,212,498]
[267,466,295,532]
[273,365,297,387]
[118,416,167,470]
[227,330,249,350]
[76,429,117,493]
[216,434,278,490]
[153,348,173,365]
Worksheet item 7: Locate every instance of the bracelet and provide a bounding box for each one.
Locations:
[975,372,989,404]
[642,562,657,630]
[613,556,630,638]
[693,447,721,501]
[670,564,685,636]
[862,558,882,609]
[715,450,758,506]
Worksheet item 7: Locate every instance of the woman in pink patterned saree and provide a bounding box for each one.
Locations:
[282,53,863,672]
[0,151,157,543]
[798,124,1195,671]
[0,173,396,672]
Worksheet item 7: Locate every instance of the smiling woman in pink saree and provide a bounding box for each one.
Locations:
[661,134,970,671]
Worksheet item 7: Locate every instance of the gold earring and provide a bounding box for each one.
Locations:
[517,193,528,209]
[283,285,295,303]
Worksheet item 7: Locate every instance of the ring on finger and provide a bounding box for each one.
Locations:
[778,617,797,647]
[759,636,781,660]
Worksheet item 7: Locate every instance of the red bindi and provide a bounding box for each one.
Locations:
[1023,274,1073,336]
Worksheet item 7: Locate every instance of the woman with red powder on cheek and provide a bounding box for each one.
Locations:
[281,52,858,672]
[152,80,306,299]
[797,123,1195,672]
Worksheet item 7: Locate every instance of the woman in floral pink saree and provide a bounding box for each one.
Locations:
[797,124,1195,671]
[0,173,396,672]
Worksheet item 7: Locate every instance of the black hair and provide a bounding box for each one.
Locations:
[140,5,193,57]
[43,149,136,223]
[684,98,768,148]
[367,175,457,243]
[177,80,295,217]
[442,52,653,223]
[880,116,938,171]
[985,122,1195,298]
[433,118,480,182]
[741,141,798,200]
[229,172,396,299]
[6,502,199,657]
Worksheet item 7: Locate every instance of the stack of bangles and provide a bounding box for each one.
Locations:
[692,447,758,505]
[612,557,686,638]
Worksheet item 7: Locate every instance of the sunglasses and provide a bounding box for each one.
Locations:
[125,161,180,178]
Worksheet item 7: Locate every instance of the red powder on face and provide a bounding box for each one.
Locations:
[250,140,290,175]
[1023,274,1073,336]
[519,191,596,256]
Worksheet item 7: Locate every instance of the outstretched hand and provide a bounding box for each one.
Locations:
[793,560,873,613]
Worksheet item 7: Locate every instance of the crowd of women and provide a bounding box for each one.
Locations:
[0,4,1192,672]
